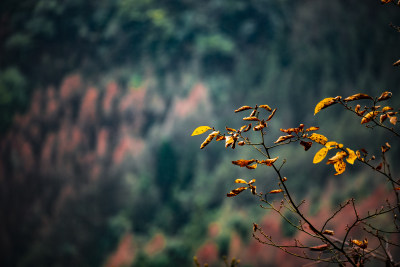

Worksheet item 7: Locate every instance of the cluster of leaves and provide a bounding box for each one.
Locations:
[192,91,400,266]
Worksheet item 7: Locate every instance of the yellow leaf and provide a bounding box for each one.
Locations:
[313,147,329,164]
[246,163,257,169]
[274,135,294,143]
[326,151,347,164]
[346,148,357,164]
[309,133,328,145]
[191,126,212,136]
[382,106,393,112]
[305,126,320,132]
[314,97,337,115]
[351,239,368,249]
[333,160,346,175]
[235,179,248,184]
[325,141,340,149]
[361,111,380,124]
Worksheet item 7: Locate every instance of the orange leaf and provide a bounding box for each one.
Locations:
[274,135,294,143]
[258,157,279,166]
[238,141,245,146]
[361,111,380,124]
[235,106,253,113]
[227,187,247,197]
[235,179,248,184]
[232,159,256,167]
[305,126,320,132]
[314,97,338,115]
[216,135,225,141]
[269,189,283,194]
[344,93,373,102]
[266,108,277,121]
[253,123,266,131]
[246,163,258,169]
[259,104,272,112]
[243,116,259,121]
[226,126,236,132]
[393,59,400,66]
[351,239,368,249]
[200,131,220,149]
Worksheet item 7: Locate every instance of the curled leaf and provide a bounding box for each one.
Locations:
[314,97,337,115]
[300,141,313,151]
[246,163,258,169]
[382,106,393,112]
[346,148,357,165]
[380,114,388,123]
[269,189,283,194]
[200,131,220,149]
[259,104,272,112]
[235,179,248,184]
[326,151,347,164]
[216,135,225,141]
[238,141,245,146]
[351,239,368,249]
[333,160,346,175]
[232,159,256,167]
[243,123,252,132]
[258,157,279,166]
[305,126,320,132]
[274,135,294,143]
[377,91,392,102]
[393,59,400,66]
[344,93,373,102]
[266,108,277,121]
[248,179,256,184]
[226,126,236,132]
[313,147,329,164]
[227,187,247,197]
[309,244,329,251]
[225,136,235,148]
[235,106,253,113]
[243,116,259,121]
[253,123,266,131]
[308,133,328,145]
[192,126,212,136]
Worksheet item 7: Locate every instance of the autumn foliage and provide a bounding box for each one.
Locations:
[193,91,400,266]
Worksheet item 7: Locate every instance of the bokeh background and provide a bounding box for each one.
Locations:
[1,1,400,266]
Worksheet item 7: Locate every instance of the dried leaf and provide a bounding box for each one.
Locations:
[309,244,329,251]
[326,151,347,164]
[377,91,392,102]
[389,116,397,125]
[394,187,400,191]
[235,106,253,113]
[200,131,220,149]
[238,141,245,146]
[266,108,277,121]
[300,141,313,151]
[393,59,400,66]
[376,162,383,171]
[305,126,320,132]
[253,223,259,232]
[323,230,334,236]
[248,179,256,184]
[313,147,329,164]
[243,116,259,121]
[235,179,248,184]
[216,135,225,141]
[344,93,373,102]
[227,187,248,197]
[250,185,257,194]
[382,106,393,112]
[314,97,337,115]
[308,133,328,145]
[226,126,236,132]
[243,123,252,132]
[325,141,340,149]
[355,104,361,113]
[246,163,258,169]
[259,104,272,112]
[280,128,295,134]
[258,157,279,166]
[346,148,357,165]
[274,135,294,143]
[361,111,380,124]
[250,109,257,117]
[333,160,346,175]
[253,123,266,131]
[381,0,393,3]
[232,159,256,167]
[225,136,235,148]
[269,189,283,194]
[192,126,212,136]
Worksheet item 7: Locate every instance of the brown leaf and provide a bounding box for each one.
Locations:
[235,106,253,113]
[238,141,245,146]
[232,159,257,167]
[393,59,400,66]
[274,135,294,143]
[258,157,279,166]
[269,189,283,194]
[389,116,397,125]
[380,114,388,123]
[280,128,295,134]
[231,187,247,194]
[344,93,373,102]
[300,141,313,151]
[259,104,272,112]
[200,131,220,149]
[253,223,259,232]
[376,162,383,171]
[253,123,266,131]
[381,0,393,3]
[377,91,392,102]
[266,108,277,121]
[226,126,236,132]
[243,116,259,121]
[243,123,252,132]
[250,185,257,194]
[309,244,329,251]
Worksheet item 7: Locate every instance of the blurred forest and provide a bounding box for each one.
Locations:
[0,0,399,266]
